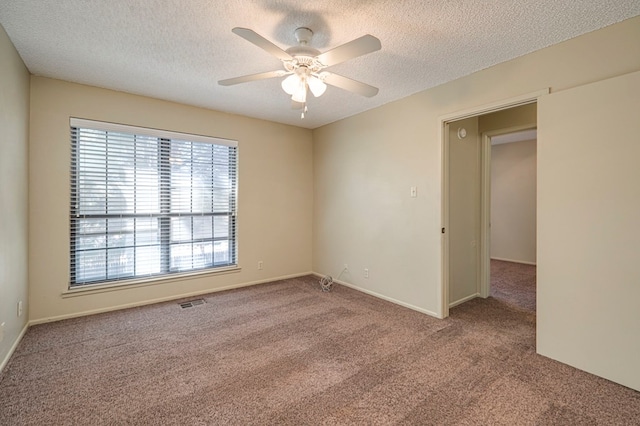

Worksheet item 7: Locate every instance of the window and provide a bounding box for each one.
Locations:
[69,118,237,288]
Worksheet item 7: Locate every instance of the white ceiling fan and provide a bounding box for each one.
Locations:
[219,27,381,118]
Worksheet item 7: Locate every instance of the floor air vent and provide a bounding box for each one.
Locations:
[179,299,206,309]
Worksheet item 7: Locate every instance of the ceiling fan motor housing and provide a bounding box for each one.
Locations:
[285,27,324,72]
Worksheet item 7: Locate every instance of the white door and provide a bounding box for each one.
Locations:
[537,70,640,391]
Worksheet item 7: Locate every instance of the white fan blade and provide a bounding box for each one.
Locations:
[232,28,293,61]
[219,70,285,86]
[316,35,381,67]
[322,73,379,97]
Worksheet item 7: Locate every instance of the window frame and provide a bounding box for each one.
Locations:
[69,118,238,289]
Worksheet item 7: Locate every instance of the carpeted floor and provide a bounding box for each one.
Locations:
[1,274,639,425]
[490,259,536,313]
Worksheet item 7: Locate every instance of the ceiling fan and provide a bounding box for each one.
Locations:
[219,27,381,118]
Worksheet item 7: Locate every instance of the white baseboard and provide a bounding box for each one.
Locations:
[449,293,480,308]
[30,271,313,325]
[491,257,536,266]
[312,272,441,319]
[0,322,29,374]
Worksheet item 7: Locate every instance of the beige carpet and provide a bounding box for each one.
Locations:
[1,275,639,425]
[490,259,536,313]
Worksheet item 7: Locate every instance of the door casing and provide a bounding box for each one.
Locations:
[439,89,548,318]
[478,125,537,299]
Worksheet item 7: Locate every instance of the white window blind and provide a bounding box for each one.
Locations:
[69,118,238,287]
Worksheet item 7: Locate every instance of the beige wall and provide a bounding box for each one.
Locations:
[447,117,480,306]
[490,140,537,264]
[0,24,30,368]
[29,77,313,323]
[478,103,536,134]
[313,16,640,388]
[313,16,640,316]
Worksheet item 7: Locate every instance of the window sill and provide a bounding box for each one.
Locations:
[61,266,242,298]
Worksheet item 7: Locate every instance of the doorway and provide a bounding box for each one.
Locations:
[440,90,546,318]
[483,127,537,311]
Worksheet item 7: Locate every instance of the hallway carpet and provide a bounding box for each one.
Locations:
[490,259,536,312]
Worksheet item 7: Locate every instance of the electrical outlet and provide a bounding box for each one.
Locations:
[18,300,23,317]
[364,268,369,278]
[0,322,4,343]
[258,261,263,270]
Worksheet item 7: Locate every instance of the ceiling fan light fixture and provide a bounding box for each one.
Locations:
[308,76,327,97]
[291,83,307,103]
[281,74,299,95]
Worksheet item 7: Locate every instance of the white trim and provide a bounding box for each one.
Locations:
[480,134,492,298]
[491,257,537,266]
[439,116,450,319]
[439,89,548,318]
[31,271,313,325]
[483,124,538,140]
[449,293,480,308]
[63,266,242,298]
[0,322,29,374]
[438,89,549,123]
[491,129,537,145]
[313,273,442,319]
[70,117,238,147]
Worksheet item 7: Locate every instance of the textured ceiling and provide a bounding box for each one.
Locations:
[1,1,639,129]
